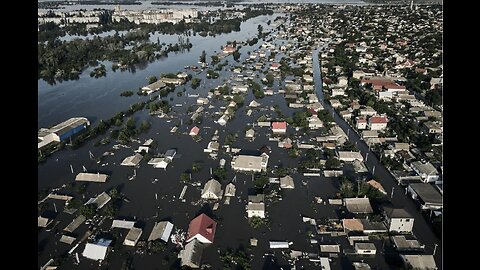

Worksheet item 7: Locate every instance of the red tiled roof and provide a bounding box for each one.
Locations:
[272,121,287,130]
[367,180,386,194]
[383,82,405,90]
[362,78,405,90]
[343,219,364,232]
[369,116,388,124]
[190,126,200,135]
[187,214,217,243]
[223,46,236,53]
[357,118,367,123]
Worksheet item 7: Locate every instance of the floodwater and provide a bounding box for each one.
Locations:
[38,5,424,270]
[38,13,279,129]
[38,13,363,268]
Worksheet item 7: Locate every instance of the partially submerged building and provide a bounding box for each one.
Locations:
[344,198,373,214]
[280,175,295,189]
[179,239,205,268]
[148,221,174,242]
[121,153,143,167]
[111,220,136,229]
[401,255,437,270]
[407,183,443,210]
[201,179,223,200]
[83,238,111,261]
[231,153,269,172]
[186,214,217,244]
[75,172,108,183]
[64,215,86,233]
[38,117,90,149]
[383,207,414,233]
[123,227,143,246]
[85,191,111,210]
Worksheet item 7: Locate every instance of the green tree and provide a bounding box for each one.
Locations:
[109,188,119,199]
[191,77,201,89]
[126,117,136,130]
[233,94,244,105]
[114,118,123,126]
[254,175,268,190]
[147,76,158,84]
[265,72,274,87]
[139,120,151,132]
[149,240,166,253]
[325,158,341,169]
[248,216,266,229]
[192,162,203,173]
[103,204,118,218]
[180,172,191,182]
[200,50,206,63]
[233,51,241,61]
[79,204,96,219]
[288,147,299,158]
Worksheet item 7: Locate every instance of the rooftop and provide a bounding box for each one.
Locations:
[401,255,437,269]
[272,121,287,130]
[46,117,90,136]
[411,161,438,175]
[369,116,388,124]
[187,214,217,243]
[75,172,108,183]
[344,198,373,214]
[247,202,265,211]
[392,235,424,251]
[384,207,413,219]
[409,183,443,205]
[355,242,376,250]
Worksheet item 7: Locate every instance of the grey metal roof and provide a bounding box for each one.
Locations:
[124,227,142,245]
[111,220,136,229]
[360,219,387,232]
[121,153,143,166]
[344,198,373,214]
[392,236,424,251]
[180,239,205,268]
[280,175,295,189]
[75,172,108,183]
[64,215,86,233]
[38,216,49,227]
[248,194,265,203]
[355,242,376,251]
[89,192,111,209]
[60,235,76,245]
[148,221,174,242]
[247,202,265,211]
[384,207,413,219]
[401,255,437,269]
[320,244,340,253]
[409,183,442,205]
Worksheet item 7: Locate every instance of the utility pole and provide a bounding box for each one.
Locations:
[372,165,375,174]
[365,152,369,162]
[433,244,438,256]
[391,187,394,199]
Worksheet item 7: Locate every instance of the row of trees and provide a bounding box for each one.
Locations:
[39,30,192,83]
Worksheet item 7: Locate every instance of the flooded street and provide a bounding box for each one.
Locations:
[39,2,442,269]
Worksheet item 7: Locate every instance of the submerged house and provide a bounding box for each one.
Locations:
[201,179,223,200]
[82,238,112,261]
[186,214,217,244]
[179,239,205,268]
